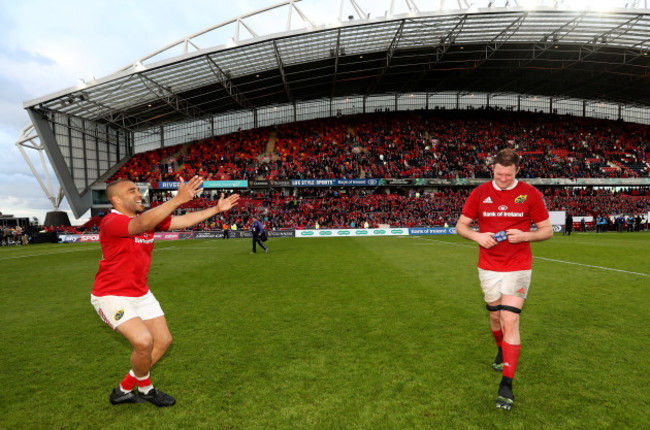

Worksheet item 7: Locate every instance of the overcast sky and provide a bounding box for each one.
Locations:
[0,0,629,225]
[0,0,303,225]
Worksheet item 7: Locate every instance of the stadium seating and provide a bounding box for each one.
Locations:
[108,110,650,183]
[95,110,650,233]
[143,186,649,232]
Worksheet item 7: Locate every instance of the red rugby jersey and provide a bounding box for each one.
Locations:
[461,180,549,271]
[92,210,172,297]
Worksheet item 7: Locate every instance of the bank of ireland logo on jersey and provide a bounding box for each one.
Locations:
[114,309,125,321]
[515,195,527,204]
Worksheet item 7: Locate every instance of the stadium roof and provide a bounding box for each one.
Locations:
[19,0,650,217]
[24,0,650,133]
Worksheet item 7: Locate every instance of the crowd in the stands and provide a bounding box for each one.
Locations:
[109,110,650,184]
[62,110,646,234]
[124,186,648,233]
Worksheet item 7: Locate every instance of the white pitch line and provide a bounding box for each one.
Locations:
[533,257,650,277]
[413,237,650,278]
[0,247,99,261]
[0,243,216,261]
[0,241,225,261]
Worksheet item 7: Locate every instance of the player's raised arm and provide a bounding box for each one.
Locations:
[127,176,204,235]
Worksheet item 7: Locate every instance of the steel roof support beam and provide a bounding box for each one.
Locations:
[483,13,526,63]
[26,109,91,218]
[522,14,644,98]
[205,55,254,110]
[462,13,527,91]
[100,101,168,132]
[288,1,314,30]
[343,0,367,21]
[89,74,185,131]
[487,13,586,95]
[623,45,650,65]
[521,13,585,68]
[423,14,468,93]
[85,98,136,131]
[395,14,468,94]
[365,19,405,96]
[138,74,210,123]
[14,125,63,210]
[273,40,294,103]
[433,14,467,67]
[575,14,644,63]
[235,18,259,42]
[73,74,143,130]
[389,0,421,15]
[331,28,342,99]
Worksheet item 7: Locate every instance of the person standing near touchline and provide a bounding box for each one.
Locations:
[91,176,239,406]
[250,216,268,254]
[456,148,552,411]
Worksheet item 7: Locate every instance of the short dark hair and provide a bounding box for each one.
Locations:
[105,179,131,201]
[493,148,521,169]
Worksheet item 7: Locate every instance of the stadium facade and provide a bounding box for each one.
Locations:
[17,0,650,219]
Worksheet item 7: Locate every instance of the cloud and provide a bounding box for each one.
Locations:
[0,0,342,225]
[0,174,88,225]
[0,99,31,135]
[0,46,55,67]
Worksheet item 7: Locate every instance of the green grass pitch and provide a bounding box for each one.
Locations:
[1,232,649,429]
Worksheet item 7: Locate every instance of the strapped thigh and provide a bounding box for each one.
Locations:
[486,304,501,312]
[500,305,521,314]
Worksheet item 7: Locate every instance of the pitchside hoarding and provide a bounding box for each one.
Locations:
[57,219,581,244]
[290,179,380,187]
[153,180,249,189]
[409,227,457,235]
[295,228,408,238]
[58,235,80,243]
[58,230,296,243]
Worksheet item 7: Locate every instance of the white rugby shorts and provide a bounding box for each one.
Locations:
[90,290,164,330]
[478,268,532,303]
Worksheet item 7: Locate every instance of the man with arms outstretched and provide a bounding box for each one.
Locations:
[456,148,552,410]
[91,176,239,406]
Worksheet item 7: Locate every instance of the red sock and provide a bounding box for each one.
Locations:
[491,329,503,348]
[502,341,521,379]
[136,374,151,388]
[136,373,153,394]
[120,371,137,392]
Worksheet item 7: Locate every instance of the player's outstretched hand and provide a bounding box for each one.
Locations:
[216,193,240,213]
[175,176,204,204]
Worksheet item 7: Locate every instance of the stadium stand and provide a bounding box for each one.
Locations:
[108,110,650,184]
[140,185,650,233]
[92,109,650,234]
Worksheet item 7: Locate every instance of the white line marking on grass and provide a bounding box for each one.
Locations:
[414,237,650,278]
[0,243,209,260]
[0,247,99,261]
[0,244,204,260]
[413,238,476,249]
[533,257,650,277]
